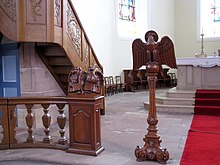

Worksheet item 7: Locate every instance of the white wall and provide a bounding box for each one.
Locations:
[175,0,220,57]
[71,0,175,76]
[71,0,113,75]
[148,0,175,40]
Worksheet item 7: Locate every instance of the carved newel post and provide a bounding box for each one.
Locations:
[67,66,105,156]
[135,61,169,164]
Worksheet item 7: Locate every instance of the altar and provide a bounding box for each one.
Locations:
[177,56,220,90]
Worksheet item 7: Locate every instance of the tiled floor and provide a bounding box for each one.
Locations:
[0,88,193,165]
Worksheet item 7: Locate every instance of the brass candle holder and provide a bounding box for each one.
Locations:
[196,33,207,58]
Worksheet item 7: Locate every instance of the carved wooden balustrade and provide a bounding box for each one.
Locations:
[0,97,69,150]
[0,67,104,155]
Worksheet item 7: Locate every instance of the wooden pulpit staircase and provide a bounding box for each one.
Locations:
[0,0,103,96]
[0,0,105,154]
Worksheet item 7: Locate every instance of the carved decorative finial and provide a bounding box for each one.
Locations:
[68,66,103,95]
[68,66,83,94]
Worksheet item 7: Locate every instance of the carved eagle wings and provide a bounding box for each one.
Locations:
[132,31,177,70]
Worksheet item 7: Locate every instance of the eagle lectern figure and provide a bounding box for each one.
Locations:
[132,30,177,76]
[133,30,177,164]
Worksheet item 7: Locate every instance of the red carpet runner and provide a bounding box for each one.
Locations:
[180,89,220,165]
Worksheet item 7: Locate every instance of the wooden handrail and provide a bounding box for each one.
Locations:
[67,0,103,72]
[0,97,69,149]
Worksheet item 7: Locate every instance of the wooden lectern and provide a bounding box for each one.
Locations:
[132,30,177,163]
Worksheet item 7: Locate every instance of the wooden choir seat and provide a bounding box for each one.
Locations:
[115,76,127,93]
[137,70,148,89]
[168,72,177,87]
[104,77,111,96]
[127,70,147,91]
[104,76,127,96]
[108,76,117,95]
[104,76,116,96]
[124,69,172,92]
[156,68,171,87]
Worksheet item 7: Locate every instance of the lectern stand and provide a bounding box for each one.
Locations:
[134,62,169,163]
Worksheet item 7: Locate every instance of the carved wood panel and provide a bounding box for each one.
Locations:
[26,0,46,24]
[82,33,89,69]
[90,50,100,71]
[66,2,82,58]
[73,109,91,144]
[54,0,61,27]
[0,0,16,21]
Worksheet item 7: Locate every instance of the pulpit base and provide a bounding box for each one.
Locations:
[67,146,105,156]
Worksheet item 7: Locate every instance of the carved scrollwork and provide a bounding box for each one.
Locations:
[84,44,89,68]
[135,143,169,163]
[54,0,61,26]
[147,115,158,125]
[66,3,81,57]
[134,146,147,161]
[147,75,157,90]
[0,0,16,21]
[68,66,83,94]
[156,149,169,164]
[30,0,42,21]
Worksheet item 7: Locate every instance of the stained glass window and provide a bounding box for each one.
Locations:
[117,0,137,39]
[199,0,220,39]
[119,0,136,22]
[210,0,220,22]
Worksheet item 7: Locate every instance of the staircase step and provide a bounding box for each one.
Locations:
[166,87,195,98]
[53,66,72,74]
[59,75,69,83]
[194,105,220,116]
[36,43,57,47]
[145,87,196,114]
[195,98,220,106]
[144,102,194,114]
[36,43,73,95]
[48,57,72,66]
[196,89,220,98]
[43,47,66,56]
[156,96,194,105]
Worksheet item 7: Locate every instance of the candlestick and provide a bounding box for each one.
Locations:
[195,32,207,58]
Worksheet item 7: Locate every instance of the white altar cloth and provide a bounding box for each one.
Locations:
[176,56,220,90]
[177,56,220,67]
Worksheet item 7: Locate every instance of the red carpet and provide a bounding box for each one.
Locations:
[180,89,220,165]
[194,89,220,116]
[180,131,220,165]
[190,115,220,133]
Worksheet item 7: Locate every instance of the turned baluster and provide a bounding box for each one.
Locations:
[41,104,52,143]
[7,104,17,144]
[25,104,34,143]
[56,103,67,145]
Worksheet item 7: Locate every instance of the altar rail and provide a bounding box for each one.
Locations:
[0,96,102,155]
